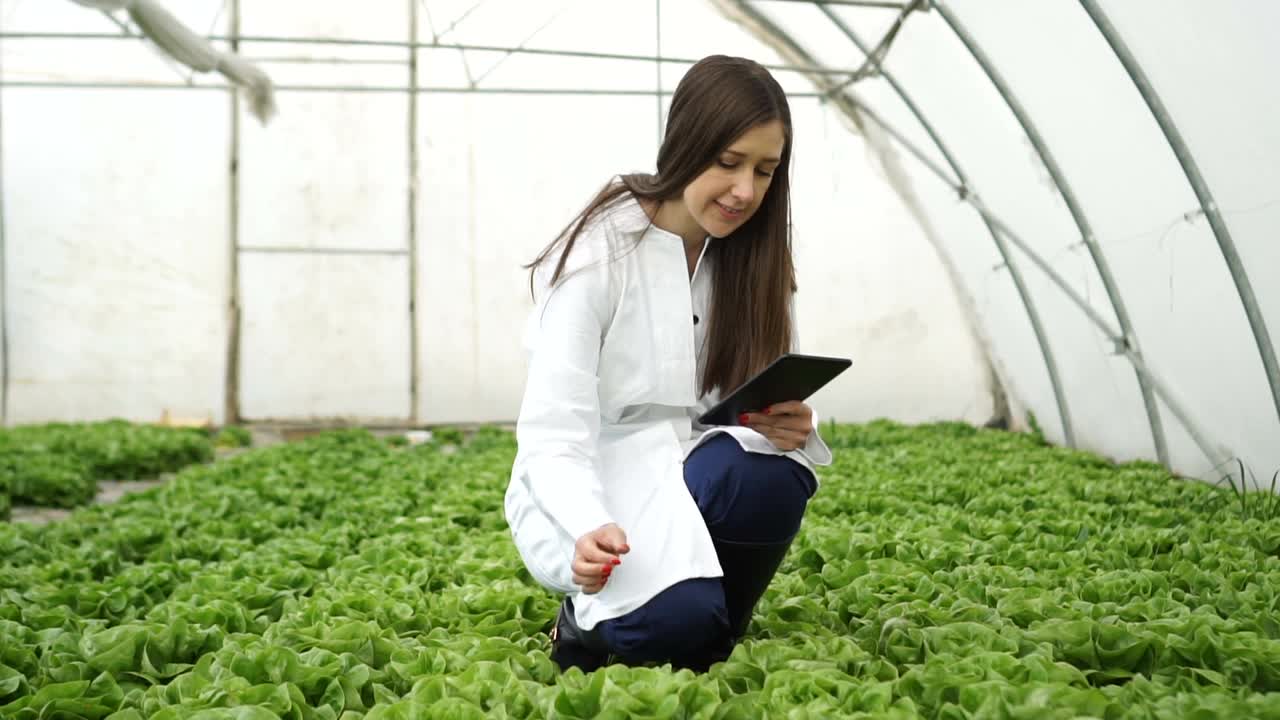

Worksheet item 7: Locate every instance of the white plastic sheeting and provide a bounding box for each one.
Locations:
[2,0,1275,488]
[2,89,229,423]
[411,0,991,426]
[238,253,411,422]
[757,0,1280,487]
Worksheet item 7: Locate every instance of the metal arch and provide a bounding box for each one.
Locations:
[848,99,1234,469]
[816,5,1077,447]
[1079,0,1280,429]
[721,0,1228,466]
[930,0,1170,465]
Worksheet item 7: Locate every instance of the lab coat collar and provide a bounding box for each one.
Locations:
[611,194,711,249]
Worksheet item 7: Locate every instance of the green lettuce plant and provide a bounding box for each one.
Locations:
[0,421,214,510]
[0,421,1278,718]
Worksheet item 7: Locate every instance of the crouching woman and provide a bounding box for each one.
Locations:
[505,55,833,672]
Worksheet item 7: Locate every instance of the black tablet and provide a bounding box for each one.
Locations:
[697,353,852,426]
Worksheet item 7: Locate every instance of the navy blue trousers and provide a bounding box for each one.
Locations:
[596,433,816,665]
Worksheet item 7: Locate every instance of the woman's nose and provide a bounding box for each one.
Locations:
[731,171,754,204]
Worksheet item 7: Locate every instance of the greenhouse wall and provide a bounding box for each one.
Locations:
[3,0,1277,489]
[1,0,995,431]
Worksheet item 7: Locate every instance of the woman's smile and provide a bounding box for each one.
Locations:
[715,201,745,221]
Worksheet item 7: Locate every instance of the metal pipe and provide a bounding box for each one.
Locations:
[224,0,241,425]
[0,38,7,425]
[656,0,664,145]
[820,5,1075,446]
[1079,0,1280,429]
[436,0,491,39]
[241,56,407,65]
[974,199,1232,467]
[469,4,573,89]
[758,0,913,8]
[408,0,420,424]
[0,31,865,78]
[821,0,922,98]
[1,80,839,96]
[710,0,868,144]
[931,0,1169,464]
[239,246,411,256]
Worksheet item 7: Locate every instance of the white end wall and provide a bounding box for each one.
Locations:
[1,0,998,433]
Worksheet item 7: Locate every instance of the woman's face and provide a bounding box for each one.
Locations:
[682,119,786,238]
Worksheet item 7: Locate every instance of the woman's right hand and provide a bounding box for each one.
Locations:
[573,523,630,594]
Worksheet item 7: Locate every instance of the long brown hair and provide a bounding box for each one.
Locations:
[525,55,796,397]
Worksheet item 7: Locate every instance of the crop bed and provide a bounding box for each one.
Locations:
[1,422,1279,718]
[0,421,215,516]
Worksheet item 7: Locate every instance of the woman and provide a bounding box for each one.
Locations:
[505,55,833,672]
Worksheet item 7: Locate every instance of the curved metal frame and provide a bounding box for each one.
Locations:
[846,99,1233,469]
[1080,0,1280,430]
[816,5,1076,446]
[930,0,1169,464]
[736,0,1241,468]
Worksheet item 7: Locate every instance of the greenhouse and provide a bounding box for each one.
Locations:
[2,0,1278,717]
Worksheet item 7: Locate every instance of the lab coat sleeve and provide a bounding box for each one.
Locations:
[789,294,834,467]
[516,258,616,543]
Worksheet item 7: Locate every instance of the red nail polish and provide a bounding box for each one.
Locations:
[738,413,749,425]
[611,558,621,566]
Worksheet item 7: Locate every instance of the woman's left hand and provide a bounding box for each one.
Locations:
[738,401,813,452]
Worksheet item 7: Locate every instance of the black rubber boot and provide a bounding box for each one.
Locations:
[549,597,610,672]
[712,534,797,641]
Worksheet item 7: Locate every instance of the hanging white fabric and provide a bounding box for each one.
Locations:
[70,0,277,124]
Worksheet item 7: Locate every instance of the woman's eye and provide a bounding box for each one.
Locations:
[719,159,773,176]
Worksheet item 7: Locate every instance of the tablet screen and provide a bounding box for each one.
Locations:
[697,353,852,426]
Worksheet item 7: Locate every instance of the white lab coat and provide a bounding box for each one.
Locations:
[505,195,833,630]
